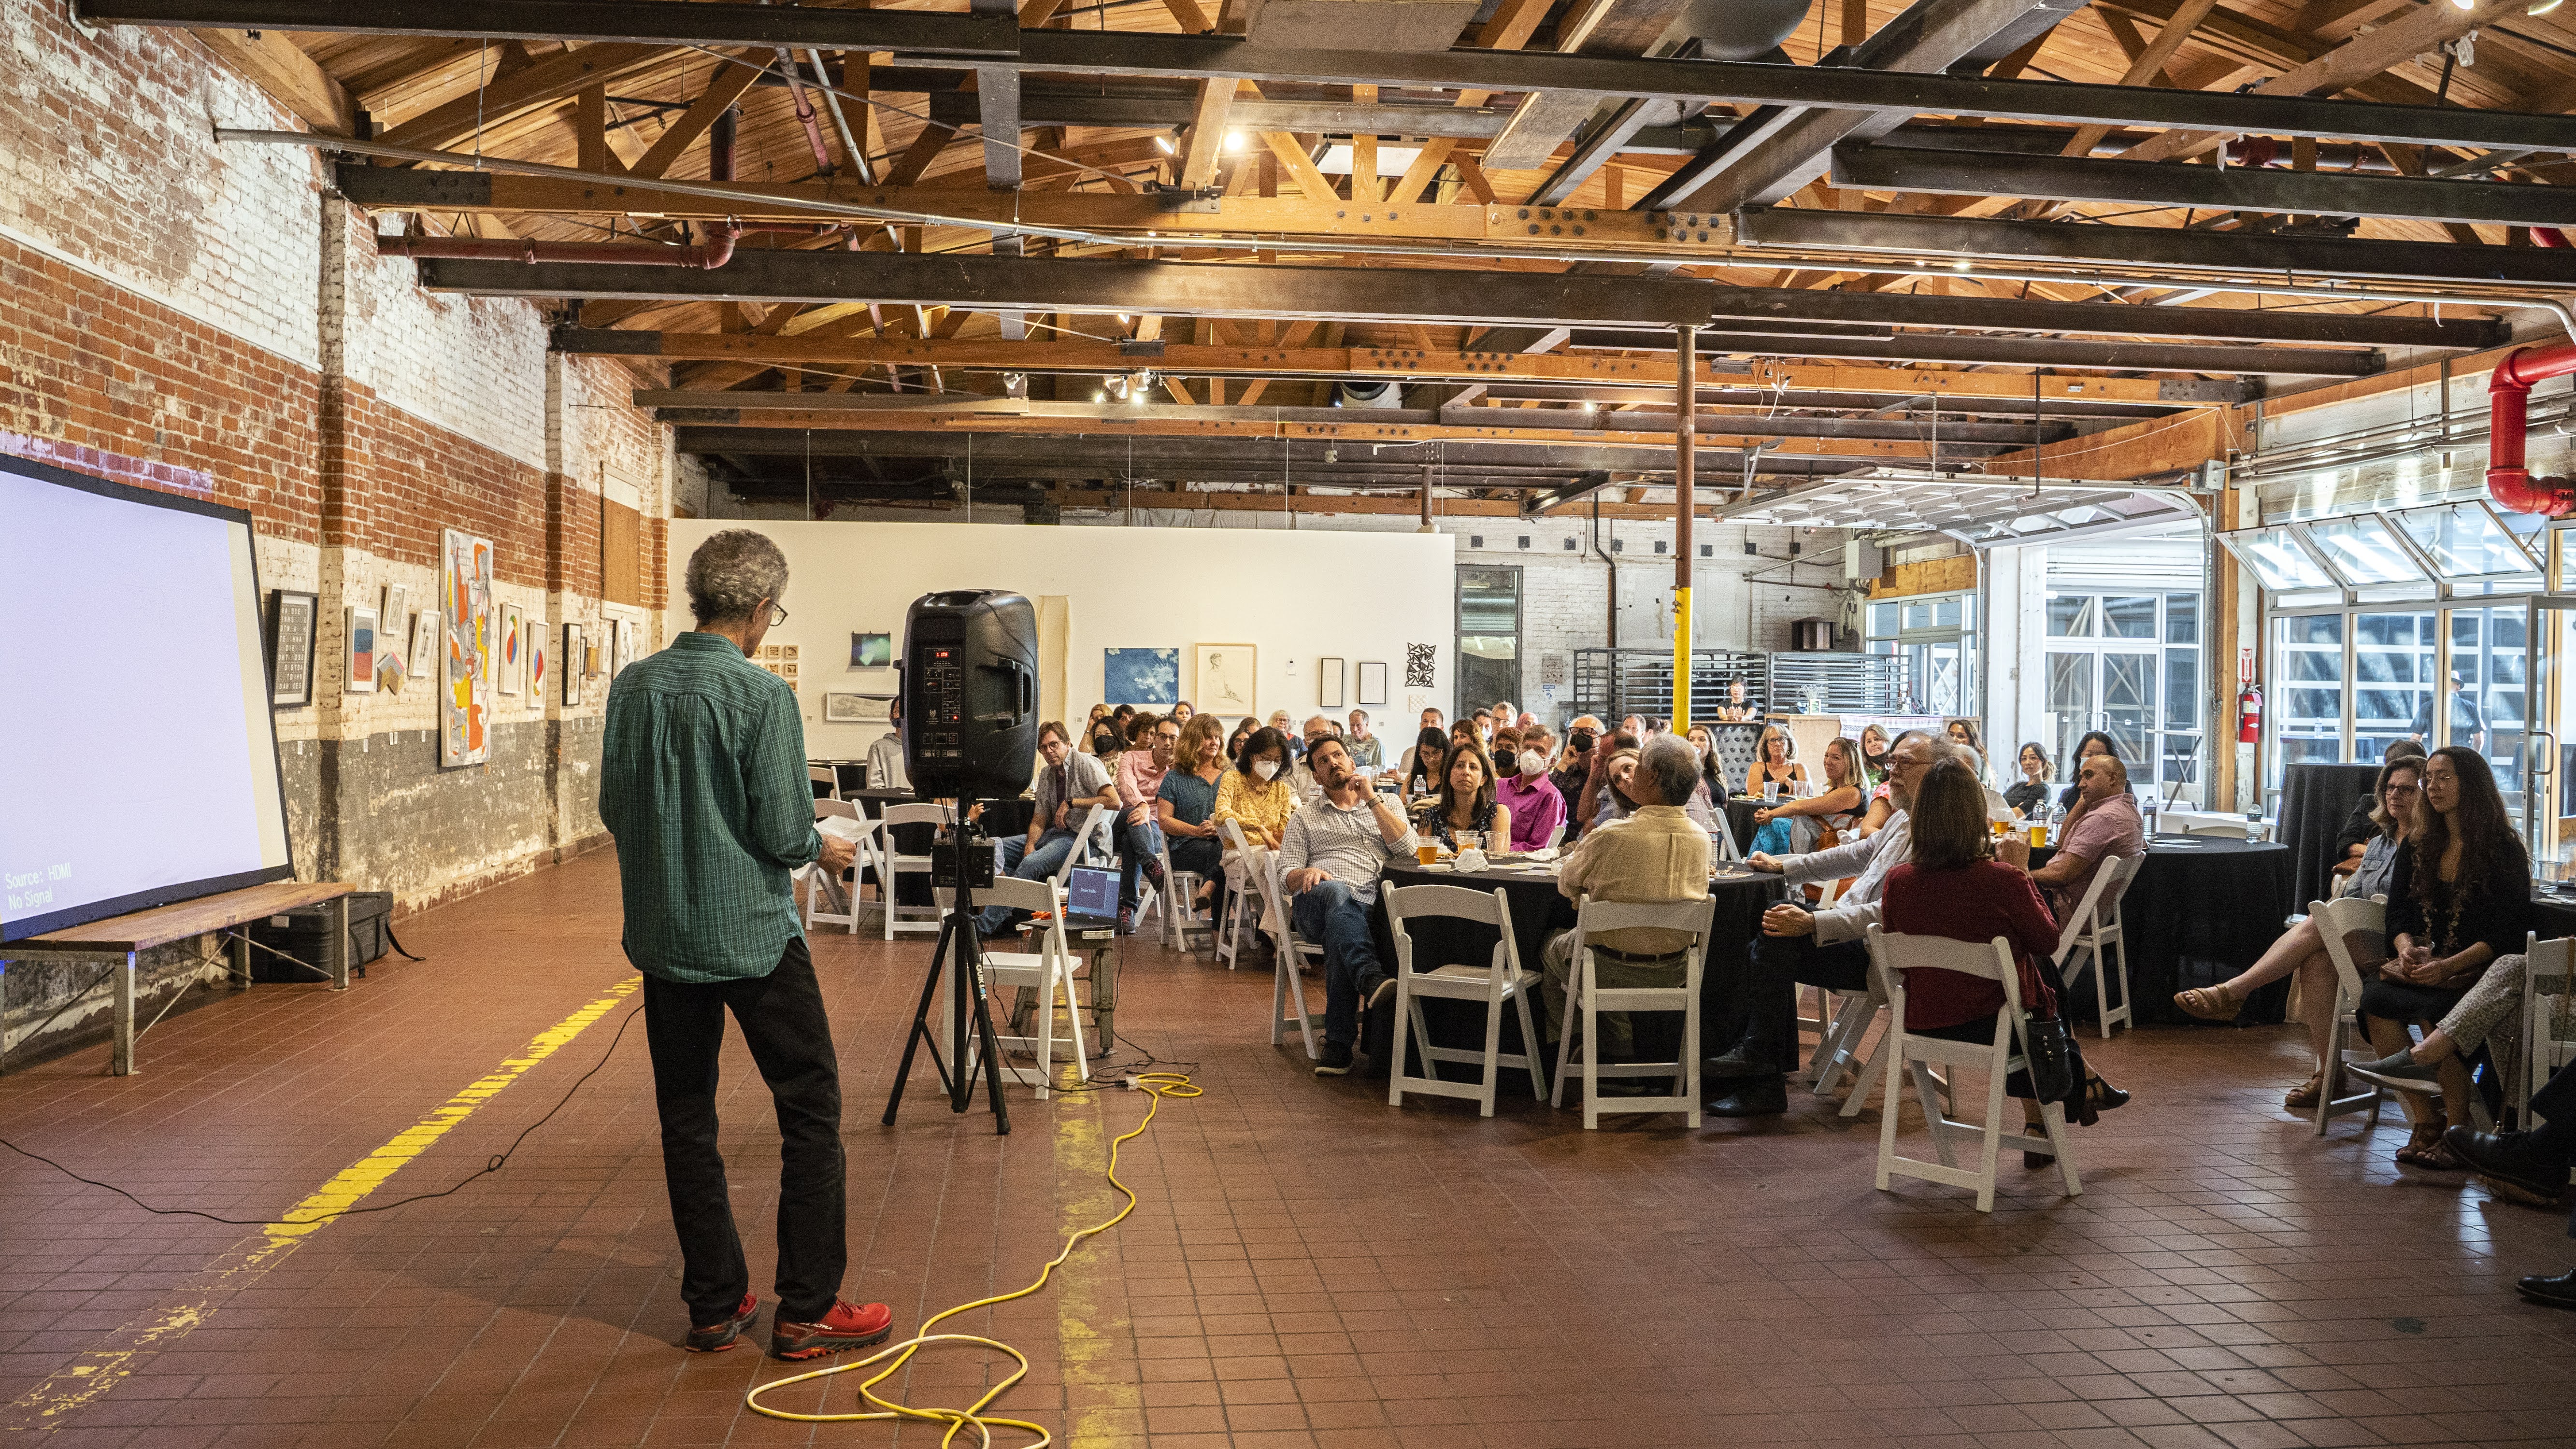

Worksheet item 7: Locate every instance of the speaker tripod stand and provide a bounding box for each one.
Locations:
[882,812,1012,1135]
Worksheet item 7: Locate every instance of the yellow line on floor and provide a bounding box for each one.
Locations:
[1054,1085,1142,1449]
[1,975,643,1434]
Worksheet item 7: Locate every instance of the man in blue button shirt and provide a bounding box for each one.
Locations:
[601,528,895,1362]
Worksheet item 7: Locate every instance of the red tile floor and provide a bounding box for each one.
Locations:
[3,850,2575,1449]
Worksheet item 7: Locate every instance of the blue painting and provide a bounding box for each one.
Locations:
[1103,648,1179,706]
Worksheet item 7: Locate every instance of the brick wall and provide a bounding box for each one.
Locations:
[0,13,672,1066]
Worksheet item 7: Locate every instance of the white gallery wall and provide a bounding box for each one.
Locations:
[662,520,1458,756]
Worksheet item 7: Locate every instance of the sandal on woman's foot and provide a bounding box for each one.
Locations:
[2173,983,2241,1022]
[2395,1122,2445,1166]
[2283,1074,2323,1112]
[2414,1133,2472,1172]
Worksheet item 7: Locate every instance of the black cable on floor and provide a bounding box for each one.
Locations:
[0,1000,644,1226]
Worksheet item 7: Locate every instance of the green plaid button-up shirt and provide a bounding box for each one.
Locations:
[600,630,819,984]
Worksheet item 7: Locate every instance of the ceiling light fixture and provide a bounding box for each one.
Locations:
[1153,135,1176,156]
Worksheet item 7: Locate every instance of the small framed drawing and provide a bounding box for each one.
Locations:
[345,606,379,694]
[410,609,441,678]
[825,693,895,724]
[1194,643,1256,716]
[378,583,408,676]
[1356,660,1388,707]
[562,623,585,706]
[1318,656,1345,709]
[268,590,318,708]
[498,603,523,696]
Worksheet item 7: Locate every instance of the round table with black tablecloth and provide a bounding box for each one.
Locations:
[1353,861,1783,1093]
[1723,797,1764,856]
[2533,889,2576,943]
[2278,762,2383,921]
[2033,835,2295,1027]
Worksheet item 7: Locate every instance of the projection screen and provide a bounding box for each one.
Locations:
[0,455,295,941]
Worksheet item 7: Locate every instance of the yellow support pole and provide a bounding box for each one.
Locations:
[1671,325,1697,730]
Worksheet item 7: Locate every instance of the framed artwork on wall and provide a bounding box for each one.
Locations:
[377,584,408,679]
[1356,660,1388,707]
[440,528,494,767]
[1194,643,1255,716]
[1318,656,1345,709]
[267,589,317,708]
[562,623,584,707]
[1103,647,1179,706]
[530,634,546,700]
[850,632,893,668]
[344,605,377,694]
[498,603,523,696]
[825,693,894,724]
[409,608,440,674]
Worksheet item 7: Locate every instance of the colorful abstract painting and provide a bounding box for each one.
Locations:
[498,603,523,696]
[441,528,494,766]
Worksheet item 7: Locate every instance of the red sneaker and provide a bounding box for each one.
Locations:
[769,1300,896,1361]
[684,1293,758,1353]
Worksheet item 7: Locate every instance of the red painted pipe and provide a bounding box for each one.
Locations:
[2535,227,2571,249]
[2487,344,2576,517]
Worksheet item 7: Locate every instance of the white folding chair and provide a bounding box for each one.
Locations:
[1156,835,1215,952]
[879,802,951,939]
[1542,817,1567,851]
[1259,850,1327,1058]
[1548,897,1709,1129]
[802,798,868,935]
[1216,820,1260,969]
[2311,895,2390,1136]
[1864,925,2081,1213]
[808,763,840,801]
[956,875,1089,1099]
[2053,852,2142,1038]
[1384,884,1546,1116]
[1071,803,1117,874]
[1709,809,1744,864]
[2519,933,2575,1131]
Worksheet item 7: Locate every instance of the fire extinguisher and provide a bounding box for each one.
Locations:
[2237,684,2263,744]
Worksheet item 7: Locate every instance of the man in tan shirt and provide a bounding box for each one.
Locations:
[1541,734,1711,1054]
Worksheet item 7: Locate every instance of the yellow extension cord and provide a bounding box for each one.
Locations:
[744,1072,1202,1448]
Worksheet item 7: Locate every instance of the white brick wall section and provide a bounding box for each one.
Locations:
[0,12,325,369]
[340,207,551,470]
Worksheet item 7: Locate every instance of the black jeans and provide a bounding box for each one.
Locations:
[1733,931,1871,1080]
[642,937,845,1326]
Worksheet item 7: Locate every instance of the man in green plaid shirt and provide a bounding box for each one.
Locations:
[600,529,895,1363]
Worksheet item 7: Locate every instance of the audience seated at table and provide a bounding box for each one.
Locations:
[2333,739,2428,881]
[1881,757,2119,1153]
[2059,730,2118,811]
[1538,734,1711,1059]
[1858,724,1892,792]
[1401,727,1450,804]
[1111,711,1176,931]
[1583,738,1643,829]
[2029,750,2143,924]
[2345,746,2534,1169]
[1424,738,1511,851]
[1500,726,1566,852]
[1946,719,1993,787]
[1279,736,1419,1076]
[1553,718,1603,843]
[867,695,908,792]
[1715,729,1944,1116]
[2174,753,2421,1110]
[1743,726,1808,853]
[977,721,1120,937]
[1752,736,1867,870]
[1157,714,1228,913]
[1344,709,1384,771]
[1687,724,1726,800]
[1714,677,1755,723]
[1215,725,1297,865]
[2004,742,2050,820]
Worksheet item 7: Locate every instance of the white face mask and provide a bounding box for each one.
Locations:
[1253,759,1280,781]
[1518,753,1546,776]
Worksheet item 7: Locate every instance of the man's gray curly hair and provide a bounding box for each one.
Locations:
[684,529,789,626]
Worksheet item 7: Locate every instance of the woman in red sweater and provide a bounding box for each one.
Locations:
[1880,760,2128,1151]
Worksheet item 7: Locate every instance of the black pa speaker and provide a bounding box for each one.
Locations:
[901,590,1039,800]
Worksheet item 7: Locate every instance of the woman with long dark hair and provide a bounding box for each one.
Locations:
[1428,737,1512,849]
[2174,753,2423,1110]
[1403,726,1451,804]
[2350,746,2533,1168]
[2004,742,2052,819]
[2059,730,2118,811]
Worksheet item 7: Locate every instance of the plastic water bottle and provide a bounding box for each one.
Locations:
[2245,815,2263,844]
